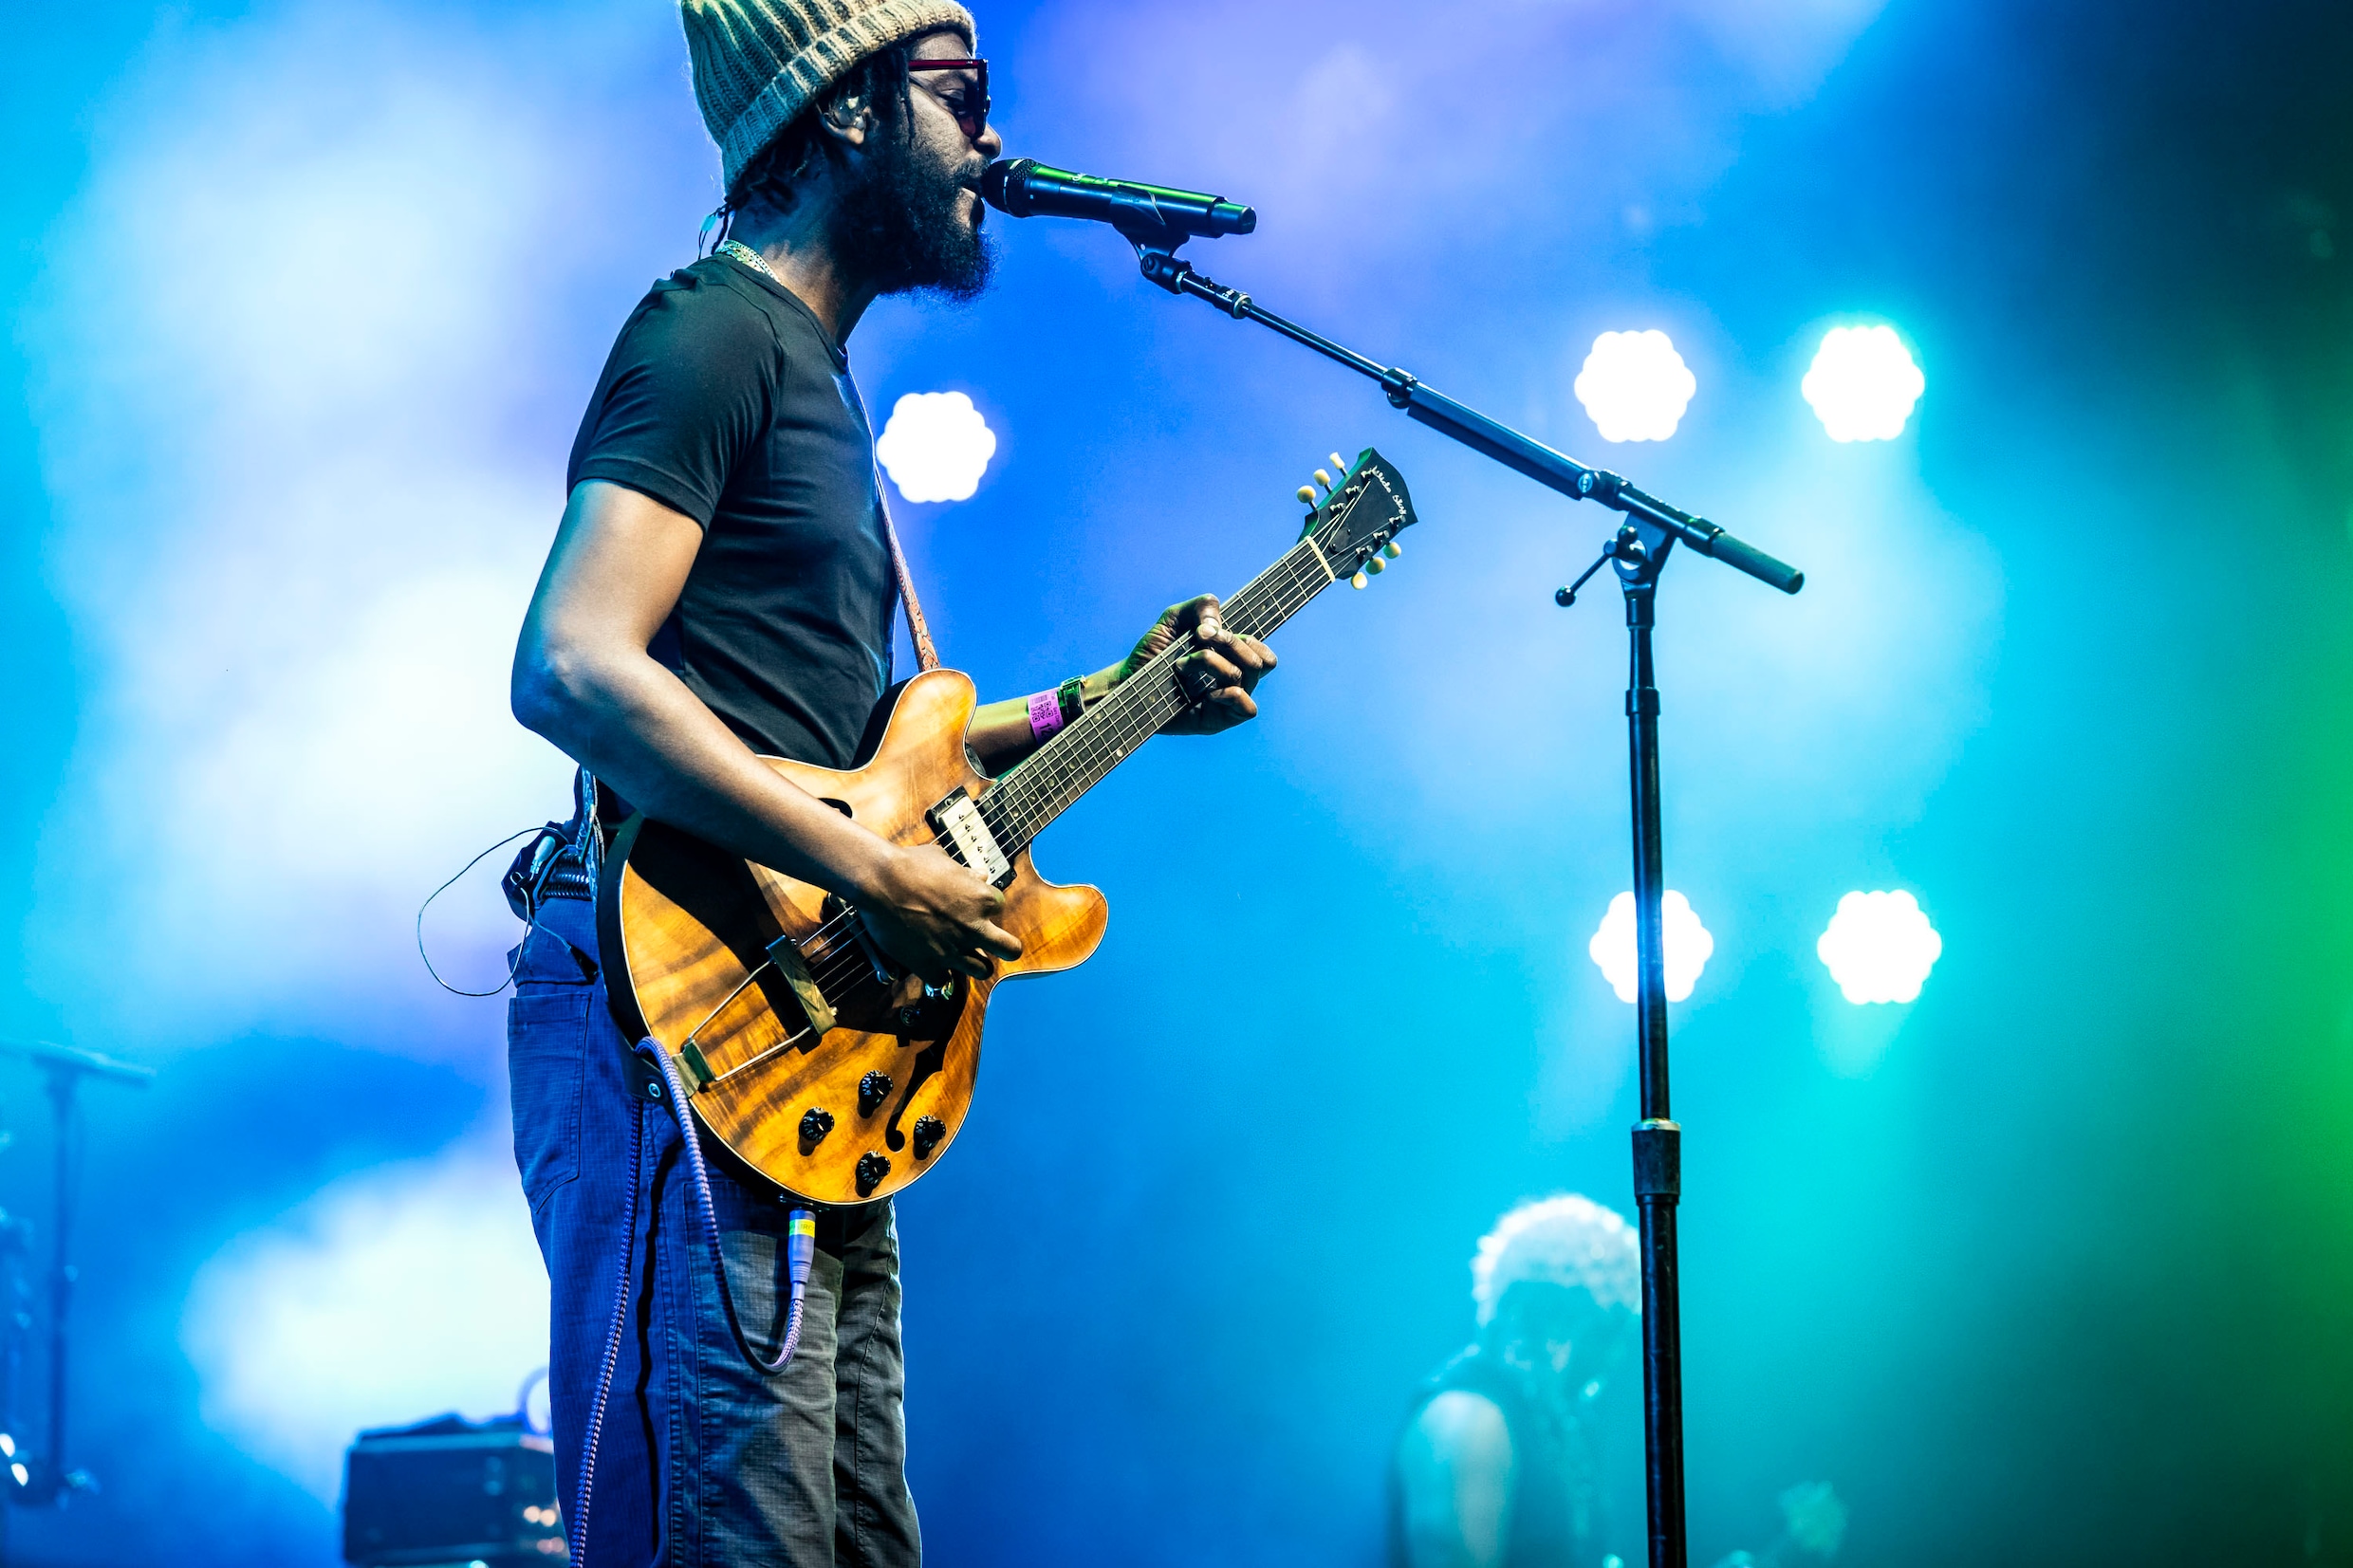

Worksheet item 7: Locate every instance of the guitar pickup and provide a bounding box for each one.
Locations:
[764,932,838,1037]
[928,787,1013,888]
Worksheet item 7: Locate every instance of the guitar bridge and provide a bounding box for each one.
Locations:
[928,787,1013,888]
[763,932,838,1036]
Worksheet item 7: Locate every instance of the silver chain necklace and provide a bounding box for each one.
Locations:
[716,238,781,284]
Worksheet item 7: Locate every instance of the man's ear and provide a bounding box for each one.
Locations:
[819,85,876,152]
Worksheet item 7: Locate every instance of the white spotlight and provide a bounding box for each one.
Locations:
[1816,890,1942,1004]
[1573,330,1696,443]
[875,390,997,503]
[1801,325,1924,442]
[1588,891,1714,1004]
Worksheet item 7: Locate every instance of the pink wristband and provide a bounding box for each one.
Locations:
[1027,689,1065,741]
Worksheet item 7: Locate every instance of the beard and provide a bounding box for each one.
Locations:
[831,133,994,302]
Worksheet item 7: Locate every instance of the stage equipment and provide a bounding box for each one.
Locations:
[0,1038,151,1521]
[979,159,1255,242]
[595,449,1417,1205]
[982,165,1806,1568]
[343,1410,565,1566]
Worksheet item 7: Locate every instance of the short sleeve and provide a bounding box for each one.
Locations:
[566,276,775,528]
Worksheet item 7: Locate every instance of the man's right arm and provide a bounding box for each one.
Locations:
[510,479,1019,979]
[1393,1391,1517,1568]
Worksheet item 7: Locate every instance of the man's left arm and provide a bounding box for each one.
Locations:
[965,593,1274,773]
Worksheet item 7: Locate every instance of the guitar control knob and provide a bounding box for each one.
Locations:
[797,1107,835,1154]
[858,1071,893,1116]
[855,1151,891,1196]
[911,1116,946,1159]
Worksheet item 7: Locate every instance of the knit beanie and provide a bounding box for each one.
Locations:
[680,0,978,195]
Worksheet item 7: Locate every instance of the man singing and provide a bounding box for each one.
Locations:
[505,2,1273,1561]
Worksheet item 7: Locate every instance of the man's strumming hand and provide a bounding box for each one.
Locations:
[857,841,1024,982]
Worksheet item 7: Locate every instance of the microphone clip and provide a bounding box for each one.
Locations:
[1130,238,1252,319]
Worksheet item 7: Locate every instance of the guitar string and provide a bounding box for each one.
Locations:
[675,518,1371,1061]
[683,538,1345,1059]
[777,538,1331,1006]
[770,538,1334,1015]
[690,550,1324,1052]
[777,540,1331,1012]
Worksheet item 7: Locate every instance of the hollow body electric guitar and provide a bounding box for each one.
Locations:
[599,448,1418,1205]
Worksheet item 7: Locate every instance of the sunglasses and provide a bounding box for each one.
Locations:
[906,57,991,140]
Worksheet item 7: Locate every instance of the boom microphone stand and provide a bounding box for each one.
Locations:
[1118,225,1804,1568]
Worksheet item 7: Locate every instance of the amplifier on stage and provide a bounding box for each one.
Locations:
[342,1411,566,1566]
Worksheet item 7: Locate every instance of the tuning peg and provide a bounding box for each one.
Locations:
[1382,541,1402,559]
[1329,452,1348,476]
[1364,555,1387,576]
[1296,484,1317,505]
[1313,468,1335,492]
[1351,570,1369,589]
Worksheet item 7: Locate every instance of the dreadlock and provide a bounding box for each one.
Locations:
[724,41,917,219]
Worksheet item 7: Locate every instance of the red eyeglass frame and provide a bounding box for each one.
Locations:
[906,57,991,139]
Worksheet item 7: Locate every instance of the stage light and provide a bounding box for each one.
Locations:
[1588,891,1714,1003]
[1816,890,1942,1004]
[1801,325,1924,441]
[1573,330,1696,443]
[875,391,997,502]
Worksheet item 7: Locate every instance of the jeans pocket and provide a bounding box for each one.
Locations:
[508,987,590,1208]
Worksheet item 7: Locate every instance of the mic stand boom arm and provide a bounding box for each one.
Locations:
[1128,240,1805,595]
[1125,231,1807,1568]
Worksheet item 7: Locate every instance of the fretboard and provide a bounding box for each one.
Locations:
[978,530,1346,858]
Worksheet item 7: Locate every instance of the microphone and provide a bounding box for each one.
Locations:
[979,158,1256,241]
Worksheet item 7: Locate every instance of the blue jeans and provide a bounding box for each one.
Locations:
[509,892,920,1567]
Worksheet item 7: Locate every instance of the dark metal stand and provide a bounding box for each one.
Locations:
[1122,231,1803,1568]
[0,1039,152,1526]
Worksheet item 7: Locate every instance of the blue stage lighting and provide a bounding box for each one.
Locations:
[875,391,998,502]
[1572,330,1696,443]
[1816,890,1943,1004]
[1801,325,1924,441]
[1588,890,1715,1003]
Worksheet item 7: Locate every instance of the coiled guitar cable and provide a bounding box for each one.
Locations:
[569,1037,816,1562]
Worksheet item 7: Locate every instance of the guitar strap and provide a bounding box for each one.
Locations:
[875,475,940,673]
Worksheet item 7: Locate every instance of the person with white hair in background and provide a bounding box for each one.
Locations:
[1391,1194,1645,1568]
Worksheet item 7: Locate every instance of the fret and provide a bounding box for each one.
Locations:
[983,533,1342,858]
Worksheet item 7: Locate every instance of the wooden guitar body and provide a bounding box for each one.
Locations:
[599,447,1416,1207]
[598,668,1106,1207]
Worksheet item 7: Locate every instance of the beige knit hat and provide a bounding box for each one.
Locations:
[681,0,978,195]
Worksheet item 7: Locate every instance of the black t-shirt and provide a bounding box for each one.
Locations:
[567,254,896,768]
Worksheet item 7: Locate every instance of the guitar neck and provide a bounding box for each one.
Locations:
[978,532,1346,858]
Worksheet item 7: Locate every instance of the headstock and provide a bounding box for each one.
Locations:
[1294,448,1418,589]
